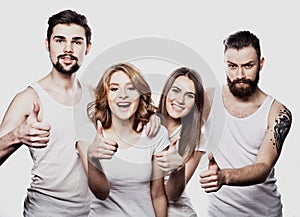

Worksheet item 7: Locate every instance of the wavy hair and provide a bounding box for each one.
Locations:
[88,62,157,132]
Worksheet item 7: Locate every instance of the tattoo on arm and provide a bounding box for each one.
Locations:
[272,107,292,154]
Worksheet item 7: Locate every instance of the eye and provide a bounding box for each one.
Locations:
[73,40,83,45]
[55,39,64,43]
[186,93,195,99]
[110,87,118,92]
[228,64,237,69]
[127,85,136,91]
[171,87,180,93]
[244,64,254,69]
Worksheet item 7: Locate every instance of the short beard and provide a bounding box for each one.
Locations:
[227,73,259,99]
[53,54,80,75]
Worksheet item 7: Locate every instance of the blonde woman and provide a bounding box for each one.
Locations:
[77,63,173,217]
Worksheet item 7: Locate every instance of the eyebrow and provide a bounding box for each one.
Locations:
[172,85,195,95]
[226,60,257,66]
[53,35,84,41]
[109,82,134,86]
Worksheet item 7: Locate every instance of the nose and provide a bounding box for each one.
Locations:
[236,66,245,79]
[118,87,128,99]
[64,41,73,53]
[177,93,185,105]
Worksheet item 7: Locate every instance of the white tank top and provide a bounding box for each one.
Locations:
[206,87,282,217]
[24,81,94,216]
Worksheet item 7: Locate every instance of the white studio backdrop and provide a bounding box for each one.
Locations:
[0,1,298,216]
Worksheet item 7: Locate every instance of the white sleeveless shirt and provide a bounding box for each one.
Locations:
[206,87,282,217]
[23,81,94,217]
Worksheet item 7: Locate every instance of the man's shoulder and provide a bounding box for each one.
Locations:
[269,98,292,126]
[14,86,39,102]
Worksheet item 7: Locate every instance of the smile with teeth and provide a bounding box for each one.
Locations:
[116,102,131,110]
[171,103,184,112]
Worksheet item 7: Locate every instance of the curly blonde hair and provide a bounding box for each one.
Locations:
[88,62,157,132]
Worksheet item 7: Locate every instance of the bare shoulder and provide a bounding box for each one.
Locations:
[0,87,40,134]
[13,87,39,107]
[269,99,292,124]
[6,87,40,117]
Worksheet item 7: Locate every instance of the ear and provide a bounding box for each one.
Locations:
[85,42,92,55]
[45,38,50,51]
[259,57,265,71]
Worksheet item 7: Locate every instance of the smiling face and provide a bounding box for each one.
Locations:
[46,24,91,75]
[166,75,196,119]
[107,71,140,122]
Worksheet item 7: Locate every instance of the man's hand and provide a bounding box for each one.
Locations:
[15,101,51,148]
[199,153,224,192]
[155,137,184,173]
[87,120,118,160]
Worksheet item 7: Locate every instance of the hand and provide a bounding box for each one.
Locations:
[199,153,223,192]
[155,137,184,173]
[137,113,161,137]
[87,120,118,160]
[15,101,51,148]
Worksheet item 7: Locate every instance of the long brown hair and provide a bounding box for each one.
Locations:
[88,62,157,132]
[158,67,205,161]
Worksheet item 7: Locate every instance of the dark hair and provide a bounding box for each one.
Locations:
[47,9,92,45]
[223,30,261,61]
[158,67,205,161]
[88,62,156,132]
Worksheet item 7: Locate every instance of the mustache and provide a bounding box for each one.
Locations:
[229,78,255,87]
[57,54,78,61]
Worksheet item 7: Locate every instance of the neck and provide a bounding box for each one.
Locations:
[111,117,135,136]
[165,115,181,135]
[49,69,78,91]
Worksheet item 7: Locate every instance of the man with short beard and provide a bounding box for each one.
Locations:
[199,30,292,217]
[0,9,94,216]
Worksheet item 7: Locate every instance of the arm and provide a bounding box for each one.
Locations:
[166,151,203,200]
[200,101,292,192]
[137,113,161,137]
[85,120,118,200]
[88,158,110,200]
[0,89,51,166]
[151,155,167,217]
[76,141,89,175]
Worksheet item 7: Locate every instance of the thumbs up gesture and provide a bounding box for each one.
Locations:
[155,137,184,172]
[199,153,223,193]
[87,120,118,161]
[16,101,51,148]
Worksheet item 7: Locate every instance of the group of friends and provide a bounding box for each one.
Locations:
[0,9,292,217]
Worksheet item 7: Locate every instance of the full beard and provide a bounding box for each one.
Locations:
[227,73,259,99]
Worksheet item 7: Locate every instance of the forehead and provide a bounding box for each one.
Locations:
[110,71,131,84]
[51,24,86,39]
[225,46,257,64]
[173,76,195,92]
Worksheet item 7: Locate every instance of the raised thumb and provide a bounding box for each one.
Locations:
[28,101,40,122]
[208,153,217,169]
[96,120,104,139]
[169,136,180,149]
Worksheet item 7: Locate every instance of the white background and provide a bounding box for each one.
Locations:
[0,1,299,216]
